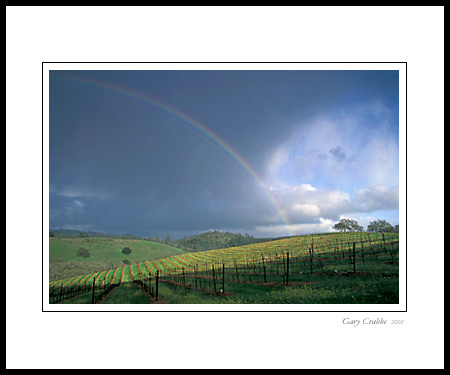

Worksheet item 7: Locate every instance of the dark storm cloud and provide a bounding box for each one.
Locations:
[329,146,346,163]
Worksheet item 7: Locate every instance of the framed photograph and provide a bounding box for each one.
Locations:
[43,62,406,312]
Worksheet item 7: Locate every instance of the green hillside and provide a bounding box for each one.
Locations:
[49,231,399,304]
[49,237,184,281]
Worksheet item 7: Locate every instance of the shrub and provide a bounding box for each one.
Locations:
[122,247,132,255]
[77,248,90,258]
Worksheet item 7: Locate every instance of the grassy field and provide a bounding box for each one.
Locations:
[49,237,185,281]
[155,263,399,304]
[49,232,399,305]
[100,282,152,304]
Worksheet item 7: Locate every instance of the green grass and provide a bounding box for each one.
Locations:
[100,282,151,304]
[55,282,151,304]
[58,291,93,304]
[121,266,132,283]
[50,237,184,263]
[49,237,185,281]
[156,264,399,304]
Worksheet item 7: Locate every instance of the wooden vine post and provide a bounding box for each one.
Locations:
[92,277,96,304]
[222,263,225,293]
[155,270,159,301]
[262,254,267,283]
[286,252,290,285]
[212,264,216,292]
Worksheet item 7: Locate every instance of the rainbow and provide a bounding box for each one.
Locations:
[50,73,294,236]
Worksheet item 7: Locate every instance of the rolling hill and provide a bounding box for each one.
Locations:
[49,237,185,281]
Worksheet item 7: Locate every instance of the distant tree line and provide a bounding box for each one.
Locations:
[333,218,399,233]
[49,229,141,240]
[170,230,278,252]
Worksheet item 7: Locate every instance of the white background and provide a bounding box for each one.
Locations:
[6,6,444,369]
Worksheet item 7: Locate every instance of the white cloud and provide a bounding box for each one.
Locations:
[269,183,351,222]
[299,183,316,192]
[73,200,84,207]
[63,199,85,219]
[263,100,399,190]
[255,217,335,237]
[58,223,94,232]
[291,203,321,217]
[354,185,399,211]
[266,183,398,229]
[51,185,112,200]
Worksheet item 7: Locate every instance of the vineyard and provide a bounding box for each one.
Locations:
[49,231,399,304]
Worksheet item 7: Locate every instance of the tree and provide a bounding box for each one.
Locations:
[121,247,132,255]
[49,231,55,237]
[77,248,90,258]
[367,219,394,233]
[333,218,364,232]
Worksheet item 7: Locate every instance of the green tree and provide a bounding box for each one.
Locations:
[77,248,90,258]
[49,231,55,237]
[367,219,394,233]
[121,247,132,255]
[333,218,364,232]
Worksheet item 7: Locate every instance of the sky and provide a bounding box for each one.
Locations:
[49,70,399,239]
